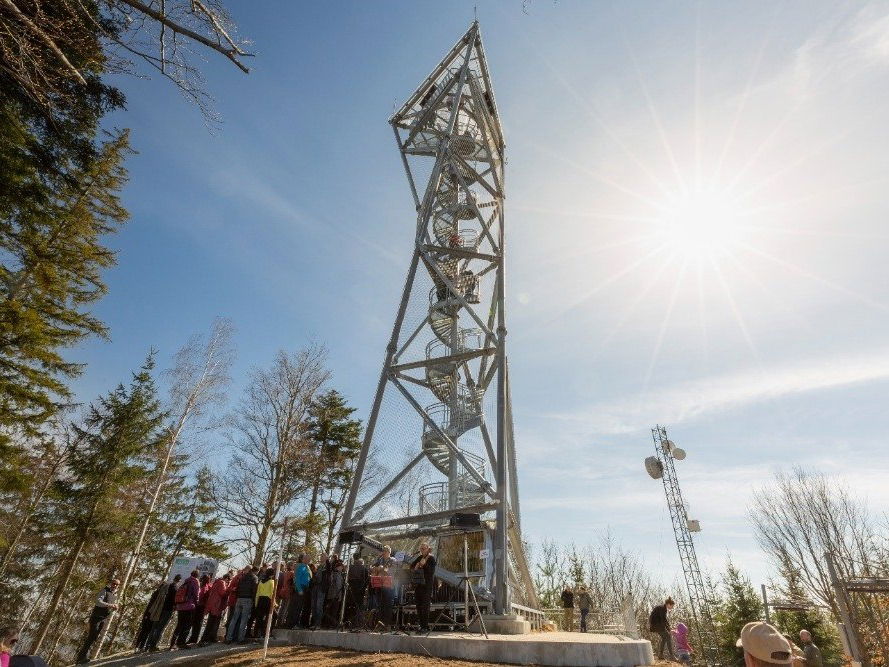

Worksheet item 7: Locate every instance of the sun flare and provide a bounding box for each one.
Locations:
[655,190,744,261]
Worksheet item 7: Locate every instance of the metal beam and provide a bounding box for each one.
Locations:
[350,501,499,532]
[349,451,427,525]
[390,346,494,373]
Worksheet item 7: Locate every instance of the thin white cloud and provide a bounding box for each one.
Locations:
[550,347,889,434]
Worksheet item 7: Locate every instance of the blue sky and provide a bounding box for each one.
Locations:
[74,1,889,588]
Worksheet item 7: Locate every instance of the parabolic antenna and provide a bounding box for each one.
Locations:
[662,439,675,453]
[687,519,701,532]
[645,456,664,479]
[672,447,686,460]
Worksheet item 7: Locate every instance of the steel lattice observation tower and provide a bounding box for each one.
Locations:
[340,22,539,621]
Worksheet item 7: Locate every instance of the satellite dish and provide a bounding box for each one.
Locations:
[645,456,664,479]
[687,519,701,532]
[662,439,675,453]
[672,447,686,460]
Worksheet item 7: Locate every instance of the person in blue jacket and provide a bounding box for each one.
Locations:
[289,554,312,628]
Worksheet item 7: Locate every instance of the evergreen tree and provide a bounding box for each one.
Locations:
[100,464,228,654]
[303,389,361,551]
[714,559,764,666]
[159,465,228,571]
[0,130,130,478]
[28,354,166,654]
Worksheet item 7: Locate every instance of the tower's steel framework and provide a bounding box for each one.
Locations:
[652,426,719,665]
[341,22,537,615]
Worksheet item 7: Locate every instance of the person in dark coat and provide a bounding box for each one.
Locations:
[649,596,676,660]
[310,555,331,629]
[560,586,575,632]
[345,555,368,627]
[410,543,437,633]
[146,575,180,651]
[135,579,165,652]
[302,563,316,627]
[225,566,258,644]
[170,570,200,649]
[75,578,120,663]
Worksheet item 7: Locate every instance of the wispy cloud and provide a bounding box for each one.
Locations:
[550,347,889,434]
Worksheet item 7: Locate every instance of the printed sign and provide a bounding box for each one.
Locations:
[168,556,218,582]
[479,549,490,559]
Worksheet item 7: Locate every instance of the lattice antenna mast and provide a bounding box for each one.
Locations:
[649,426,720,666]
[341,22,536,616]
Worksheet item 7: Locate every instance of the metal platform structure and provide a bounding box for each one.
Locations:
[340,22,538,621]
[650,426,719,665]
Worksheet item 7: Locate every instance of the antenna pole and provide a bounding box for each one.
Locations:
[651,425,719,666]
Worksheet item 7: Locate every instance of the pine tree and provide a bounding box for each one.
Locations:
[714,559,764,666]
[303,389,361,551]
[100,464,228,654]
[0,130,131,480]
[28,354,166,655]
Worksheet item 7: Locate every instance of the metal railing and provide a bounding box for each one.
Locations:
[511,602,547,631]
[540,607,638,636]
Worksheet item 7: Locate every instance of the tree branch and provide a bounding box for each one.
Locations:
[115,0,251,73]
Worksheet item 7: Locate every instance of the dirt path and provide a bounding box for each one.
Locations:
[175,644,512,666]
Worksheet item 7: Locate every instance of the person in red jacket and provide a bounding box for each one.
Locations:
[225,569,244,635]
[276,563,293,628]
[199,571,232,645]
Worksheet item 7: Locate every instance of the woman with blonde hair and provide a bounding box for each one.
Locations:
[0,626,19,667]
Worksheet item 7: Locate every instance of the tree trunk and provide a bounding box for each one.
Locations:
[0,445,68,578]
[29,528,90,654]
[254,461,283,568]
[304,476,321,552]
[94,419,186,658]
[48,588,86,665]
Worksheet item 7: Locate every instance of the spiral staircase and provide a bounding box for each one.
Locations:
[419,152,489,513]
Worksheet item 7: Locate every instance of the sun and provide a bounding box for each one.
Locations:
[655,189,744,262]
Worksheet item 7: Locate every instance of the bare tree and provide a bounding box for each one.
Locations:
[751,467,889,664]
[94,318,234,658]
[0,0,252,122]
[216,345,330,567]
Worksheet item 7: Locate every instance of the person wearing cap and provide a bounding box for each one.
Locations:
[798,630,822,667]
[649,596,675,660]
[737,621,793,667]
[76,577,120,663]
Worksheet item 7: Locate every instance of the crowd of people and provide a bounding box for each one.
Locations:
[71,557,829,667]
[73,543,438,662]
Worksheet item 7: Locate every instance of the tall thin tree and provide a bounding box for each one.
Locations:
[94,319,233,657]
[29,354,165,654]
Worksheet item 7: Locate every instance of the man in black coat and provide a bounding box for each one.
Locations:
[146,574,181,652]
[410,543,437,633]
[75,578,120,663]
[345,554,369,627]
[649,596,676,660]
